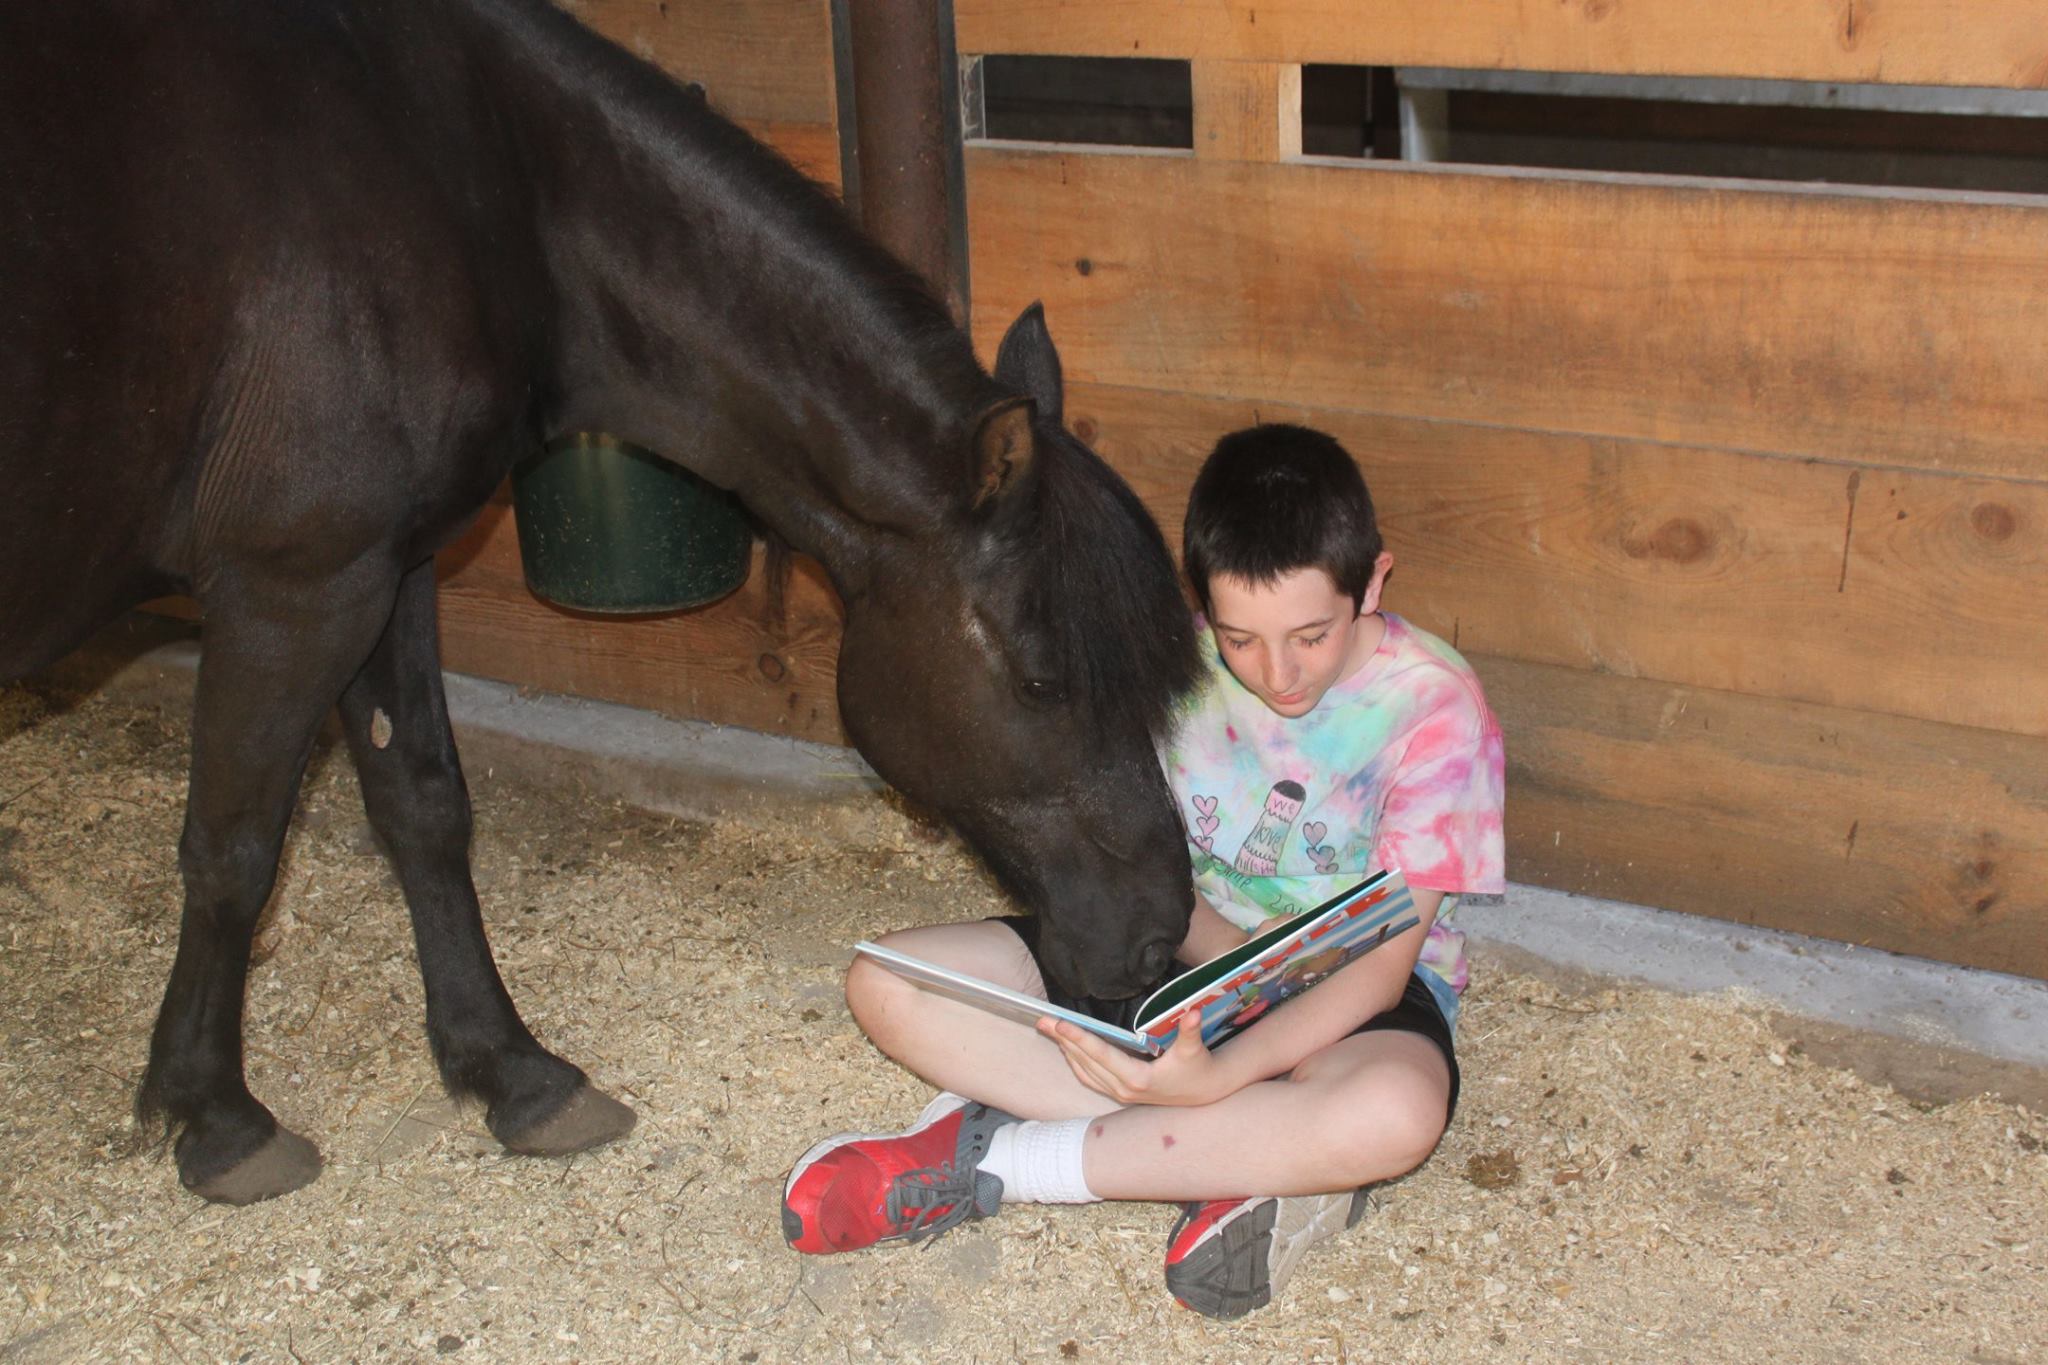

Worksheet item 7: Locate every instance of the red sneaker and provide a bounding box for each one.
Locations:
[1163,1190,1371,1319]
[782,1094,1018,1254]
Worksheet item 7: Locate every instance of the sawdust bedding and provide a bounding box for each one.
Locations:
[1,682,2043,1364]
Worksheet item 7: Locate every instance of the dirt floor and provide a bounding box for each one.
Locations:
[2,679,2044,1364]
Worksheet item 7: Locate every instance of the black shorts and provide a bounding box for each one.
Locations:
[993,915,1461,1123]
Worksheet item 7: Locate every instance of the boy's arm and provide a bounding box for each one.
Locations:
[1175,891,1253,965]
[1203,886,1443,1089]
[1046,888,1445,1107]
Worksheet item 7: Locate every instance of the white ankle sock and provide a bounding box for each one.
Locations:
[980,1118,1099,1204]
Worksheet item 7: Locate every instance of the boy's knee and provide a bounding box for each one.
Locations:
[844,951,943,1052]
[1304,1050,1451,1180]
[844,921,1043,1054]
[844,955,901,1031]
[1360,1060,1454,1177]
[1367,1090,1449,1176]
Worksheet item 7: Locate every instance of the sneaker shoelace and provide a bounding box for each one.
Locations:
[884,1161,991,1245]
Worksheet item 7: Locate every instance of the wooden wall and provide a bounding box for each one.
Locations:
[430,0,2048,979]
[952,3,2048,977]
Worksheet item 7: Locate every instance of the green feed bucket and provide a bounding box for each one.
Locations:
[510,433,751,613]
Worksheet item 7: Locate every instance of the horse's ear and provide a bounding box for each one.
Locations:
[992,302,1063,428]
[969,396,1037,513]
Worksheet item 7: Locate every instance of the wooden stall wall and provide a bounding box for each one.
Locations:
[956,1,2048,977]
[431,0,854,745]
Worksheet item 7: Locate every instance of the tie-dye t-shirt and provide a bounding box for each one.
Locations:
[1159,612,1505,997]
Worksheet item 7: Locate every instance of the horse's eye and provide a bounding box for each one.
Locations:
[1019,678,1067,706]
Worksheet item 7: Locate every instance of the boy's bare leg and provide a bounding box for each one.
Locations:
[845,921,1121,1120]
[1078,1031,1449,1199]
[846,921,1451,1200]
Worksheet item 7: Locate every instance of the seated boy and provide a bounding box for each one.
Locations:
[781,423,1505,1318]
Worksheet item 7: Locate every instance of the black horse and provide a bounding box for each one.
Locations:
[0,0,1200,1204]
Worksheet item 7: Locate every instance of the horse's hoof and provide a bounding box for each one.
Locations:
[184,1127,324,1205]
[499,1085,636,1157]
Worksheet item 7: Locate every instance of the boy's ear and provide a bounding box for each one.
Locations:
[969,396,1037,513]
[1358,550,1395,614]
[993,301,1064,428]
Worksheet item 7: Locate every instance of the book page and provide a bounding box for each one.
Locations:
[1134,870,1417,1049]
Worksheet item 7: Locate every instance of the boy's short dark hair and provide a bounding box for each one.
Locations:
[1182,424,1382,613]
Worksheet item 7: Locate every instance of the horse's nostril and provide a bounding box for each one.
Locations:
[1137,936,1178,982]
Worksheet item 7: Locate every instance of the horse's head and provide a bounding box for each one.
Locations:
[834,306,1202,999]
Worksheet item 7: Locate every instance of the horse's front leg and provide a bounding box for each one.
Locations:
[137,560,404,1203]
[335,559,635,1158]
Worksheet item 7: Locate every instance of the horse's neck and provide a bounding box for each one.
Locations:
[463,0,985,574]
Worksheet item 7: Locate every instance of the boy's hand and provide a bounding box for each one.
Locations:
[1038,1010,1234,1108]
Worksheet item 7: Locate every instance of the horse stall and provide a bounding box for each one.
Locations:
[4,1,2046,1361]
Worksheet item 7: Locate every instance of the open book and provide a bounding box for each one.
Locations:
[854,869,1419,1057]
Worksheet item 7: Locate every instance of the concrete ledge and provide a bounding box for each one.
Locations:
[1461,887,2048,1072]
[440,669,887,818]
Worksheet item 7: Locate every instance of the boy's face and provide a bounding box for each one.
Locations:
[1207,557,1392,718]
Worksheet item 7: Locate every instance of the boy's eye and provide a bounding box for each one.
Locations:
[1299,631,1330,647]
[1222,636,1253,652]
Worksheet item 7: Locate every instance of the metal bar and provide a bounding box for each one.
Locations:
[1397,67,2048,118]
[828,0,863,220]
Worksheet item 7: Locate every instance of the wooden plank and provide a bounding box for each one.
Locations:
[740,120,843,191]
[1481,653,2048,981]
[967,146,2048,482]
[1192,62,1301,163]
[434,501,850,745]
[958,1,2048,92]
[1059,380,2048,740]
[562,0,838,126]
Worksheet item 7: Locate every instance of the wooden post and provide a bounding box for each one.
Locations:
[841,0,972,321]
[1192,61,1303,162]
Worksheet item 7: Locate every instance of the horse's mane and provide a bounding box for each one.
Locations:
[1004,433,1204,742]
[664,82,961,333]
[495,0,981,403]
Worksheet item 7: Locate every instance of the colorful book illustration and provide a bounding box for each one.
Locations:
[853,869,1419,1058]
